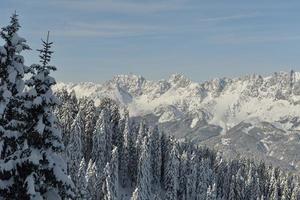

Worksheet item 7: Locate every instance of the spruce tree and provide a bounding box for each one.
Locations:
[91,108,114,199]
[206,183,217,200]
[103,147,119,200]
[196,158,213,200]
[77,157,88,199]
[121,110,130,186]
[85,159,100,199]
[164,144,179,200]
[21,31,74,198]
[66,110,84,186]
[0,12,31,197]
[186,153,197,200]
[125,111,138,185]
[55,89,79,146]
[80,98,98,160]
[148,125,162,186]
[131,188,140,200]
[91,108,111,172]
[136,138,152,200]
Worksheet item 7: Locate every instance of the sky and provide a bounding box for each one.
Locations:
[1,0,300,83]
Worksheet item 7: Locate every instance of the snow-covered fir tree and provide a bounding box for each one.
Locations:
[77,157,88,199]
[21,31,74,198]
[148,125,162,187]
[133,138,152,200]
[0,12,31,198]
[80,98,99,160]
[124,111,138,186]
[206,183,217,200]
[66,110,84,186]
[103,147,119,200]
[91,108,111,173]
[55,89,78,146]
[164,144,180,200]
[86,159,99,199]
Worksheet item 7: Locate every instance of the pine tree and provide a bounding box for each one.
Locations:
[77,157,88,199]
[131,187,140,200]
[85,159,100,199]
[291,183,299,200]
[103,163,116,200]
[206,183,217,200]
[186,153,198,200]
[148,125,162,187]
[120,110,130,187]
[125,112,138,185]
[268,168,278,200]
[80,98,98,160]
[90,108,114,199]
[178,151,188,199]
[164,144,179,200]
[0,12,31,197]
[55,89,79,146]
[19,31,74,198]
[228,175,236,200]
[235,168,245,200]
[91,108,111,173]
[280,176,290,200]
[136,120,148,156]
[66,110,84,186]
[196,158,212,200]
[251,176,261,200]
[135,137,152,200]
[103,147,119,200]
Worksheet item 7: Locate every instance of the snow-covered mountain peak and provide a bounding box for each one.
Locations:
[168,73,191,88]
[107,74,146,96]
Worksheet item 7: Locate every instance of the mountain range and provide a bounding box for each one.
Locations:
[54,71,300,173]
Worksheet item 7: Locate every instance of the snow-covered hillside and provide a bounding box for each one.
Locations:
[55,71,300,172]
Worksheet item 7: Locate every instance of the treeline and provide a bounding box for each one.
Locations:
[57,89,300,200]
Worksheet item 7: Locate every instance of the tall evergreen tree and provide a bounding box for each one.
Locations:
[206,183,217,200]
[148,125,162,187]
[120,110,130,187]
[196,158,213,200]
[77,157,88,199]
[103,147,119,200]
[20,31,74,198]
[86,159,97,199]
[186,153,198,200]
[80,98,98,160]
[0,12,31,197]
[125,112,138,186]
[66,110,84,186]
[91,108,111,173]
[164,144,179,200]
[55,89,79,146]
[135,138,152,200]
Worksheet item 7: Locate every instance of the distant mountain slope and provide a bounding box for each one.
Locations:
[54,71,300,173]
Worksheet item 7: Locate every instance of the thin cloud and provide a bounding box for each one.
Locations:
[48,21,167,38]
[208,33,300,45]
[199,13,260,22]
[47,0,189,14]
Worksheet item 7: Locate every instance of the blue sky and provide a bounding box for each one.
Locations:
[1,0,300,83]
